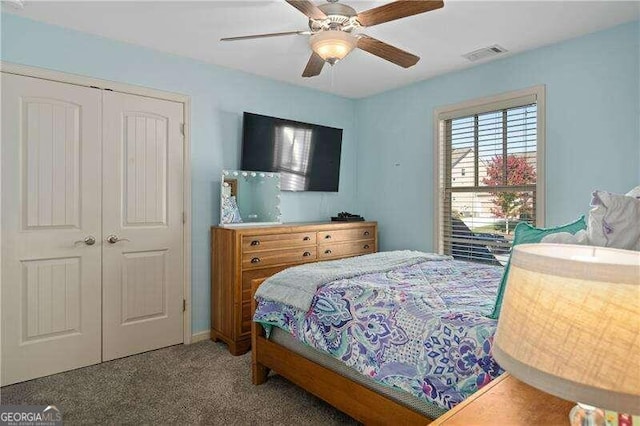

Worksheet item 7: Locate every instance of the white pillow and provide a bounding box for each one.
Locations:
[626,185,640,199]
[541,229,589,245]
[587,190,640,251]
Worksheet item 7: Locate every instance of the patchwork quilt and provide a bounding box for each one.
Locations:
[253,258,504,410]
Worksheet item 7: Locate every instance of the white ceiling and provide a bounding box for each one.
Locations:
[4,1,639,98]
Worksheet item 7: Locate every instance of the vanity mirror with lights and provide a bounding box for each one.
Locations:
[220,170,281,226]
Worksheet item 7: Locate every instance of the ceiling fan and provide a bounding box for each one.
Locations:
[221,0,444,78]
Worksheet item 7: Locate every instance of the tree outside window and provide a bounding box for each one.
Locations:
[482,155,536,234]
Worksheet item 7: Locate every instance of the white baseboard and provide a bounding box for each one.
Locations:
[191,330,211,343]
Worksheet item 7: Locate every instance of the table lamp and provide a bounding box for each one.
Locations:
[492,244,640,426]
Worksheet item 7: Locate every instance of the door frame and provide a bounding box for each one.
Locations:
[1,61,194,344]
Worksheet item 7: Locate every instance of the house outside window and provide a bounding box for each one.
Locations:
[433,86,545,264]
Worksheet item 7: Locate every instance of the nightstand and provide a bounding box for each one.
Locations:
[432,373,575,426]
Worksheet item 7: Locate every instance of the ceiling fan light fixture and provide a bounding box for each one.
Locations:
[310,30,357,65]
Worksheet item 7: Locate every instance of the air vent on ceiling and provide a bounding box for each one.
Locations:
[462,45,508,62]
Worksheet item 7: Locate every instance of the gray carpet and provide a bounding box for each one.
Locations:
[0,340,358,425]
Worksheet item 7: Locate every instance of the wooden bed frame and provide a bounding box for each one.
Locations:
[250,280,432,425]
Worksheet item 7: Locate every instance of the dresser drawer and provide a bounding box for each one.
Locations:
[317,226,375,243]
[319,240,375,260]
[242,247,317,269]
[242,232,316,252]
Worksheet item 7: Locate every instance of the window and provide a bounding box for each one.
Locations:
[273,125,314,191]
[434,87,545,264]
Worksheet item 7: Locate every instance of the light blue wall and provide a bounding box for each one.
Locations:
[3,13,639,333]
[1,14,358,333]
[355,21,640,251]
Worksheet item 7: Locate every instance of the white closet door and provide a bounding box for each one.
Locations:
[102,91,184,361]
[1,73,102,385]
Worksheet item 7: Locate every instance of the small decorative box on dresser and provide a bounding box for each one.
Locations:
[211,221,378,355]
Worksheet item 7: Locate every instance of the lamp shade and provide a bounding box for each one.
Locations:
[493,244,640,415]
[309,30,357,64]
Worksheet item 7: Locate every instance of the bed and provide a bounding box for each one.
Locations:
[251,251,504,424]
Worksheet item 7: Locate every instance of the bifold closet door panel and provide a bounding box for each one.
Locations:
[0,73,103,385]
[101,91,184,361]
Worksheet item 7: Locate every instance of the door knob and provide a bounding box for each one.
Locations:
[74,236,96,246]
[106,235,130,244]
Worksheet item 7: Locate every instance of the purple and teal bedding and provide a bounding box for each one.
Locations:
[254,257,504,410]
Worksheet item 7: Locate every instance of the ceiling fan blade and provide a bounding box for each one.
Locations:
[285,0,327,20]
[302,52,325,77]
[221,30,310,41]
[357,35,419,68]
[357,0,444,27]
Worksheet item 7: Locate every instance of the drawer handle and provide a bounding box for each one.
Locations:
[251,257,261,264]
[303,236,311,241]
[325,235,332,239]
[363,231,370,236]
[303,251,312,257]
[363,244,370,249]
[324,249,332,254]
[250,240,260,246]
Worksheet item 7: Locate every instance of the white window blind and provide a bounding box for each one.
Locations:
[438,100,540,265]
[273,125,313,191]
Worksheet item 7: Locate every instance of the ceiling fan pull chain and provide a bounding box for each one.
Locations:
[330,65,334,90]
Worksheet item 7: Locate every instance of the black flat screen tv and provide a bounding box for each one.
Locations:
[241,112,343,192]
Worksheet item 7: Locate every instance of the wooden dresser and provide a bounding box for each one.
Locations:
[211,221,378,355]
